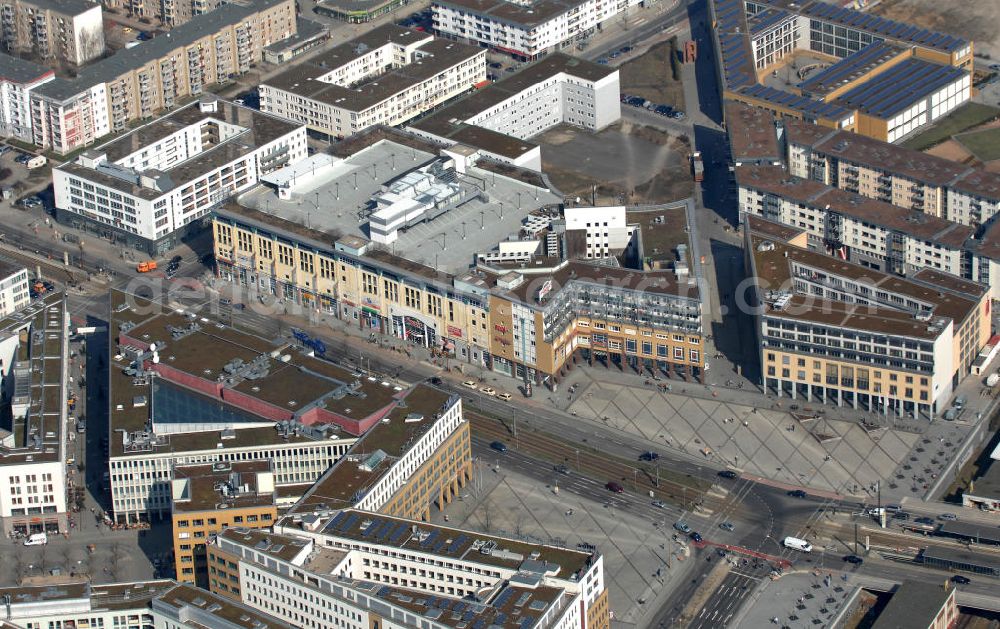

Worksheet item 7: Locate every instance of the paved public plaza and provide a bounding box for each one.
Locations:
[565,379,918,495]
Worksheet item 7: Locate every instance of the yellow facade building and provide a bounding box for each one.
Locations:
[170,460,277,586]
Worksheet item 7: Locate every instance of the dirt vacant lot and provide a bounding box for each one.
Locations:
[538,122,694,204]
[872,0,1000,59]
[618,40,686,109]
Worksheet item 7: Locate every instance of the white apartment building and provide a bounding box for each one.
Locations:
[260,25,485,140]
[432,0,643,60]
[52,98,307,254]
[0,295,68,536]
[0,261,29,317]
[213,522,606,629]
[409,53,619,170]
[0,55,54,143]
[564,206,636,260]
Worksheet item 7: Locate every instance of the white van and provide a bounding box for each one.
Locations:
[783,536,812,552]
[23,532,47,546]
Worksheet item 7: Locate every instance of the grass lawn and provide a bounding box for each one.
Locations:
[619,40,686,109]
[956,126,1000,161]
[900,102,1000,151]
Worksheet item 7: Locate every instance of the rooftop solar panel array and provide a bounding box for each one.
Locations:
[834,58,968,118]
[739,83,853,121]
[798,1,967,53]
[713,0,757,90]
[747,7,790,36]
[798,41,901,95]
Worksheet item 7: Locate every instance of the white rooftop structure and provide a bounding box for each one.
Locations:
[262,153,341,199]
[368,162,463,244]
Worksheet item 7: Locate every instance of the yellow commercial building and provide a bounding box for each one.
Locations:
[170,460,277,586]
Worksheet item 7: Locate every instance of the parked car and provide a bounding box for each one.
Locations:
[787,489,808,498]
[655,105,673,116]
[461,380,478,389]
[671,111,686,119]
[639,451,659,461]
[429,376,443,386]
[951,575,971,585]
[479,386,496,396]
[939,513,959,521]
[843,555,863,565]
[76,420,86,433]
[489,441,508,453]
[718,470,738,479]
[689,532,703,543]
[914,517,935,526]
[719,522,735,532]
[497,392,512,401]
[605,481,624,493]
[891,511,910,521]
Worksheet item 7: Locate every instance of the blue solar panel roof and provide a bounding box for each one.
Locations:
[797,1,967,52]
[834,58,968,119]
[739,83,853,121]
[798,41,902,95]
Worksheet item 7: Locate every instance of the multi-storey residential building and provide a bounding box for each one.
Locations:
[170,460,277,586]
[409,53,619,170]
[778,115,1000,226]
[24,0,296,155]
[736,164,975,277]
[210,520,610,628]
[0,260,29,317]
[0,580,175,629]
[0,54,52,142]
[0,293,68,536]
[727,101,1000,299]
[260,25,485,140]
[486,255,704,384]
[433,0,643,60]
[745,216,989,418]
[291,386,470,521]
[711,0,972,142]
[52,98,307,254]
[0,0,104,65]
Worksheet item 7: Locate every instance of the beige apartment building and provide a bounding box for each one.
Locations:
[0,0,104,65]
[28,0,295,154]
[104,0,224,26]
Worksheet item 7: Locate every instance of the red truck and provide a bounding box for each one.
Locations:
[692,151,704,182]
